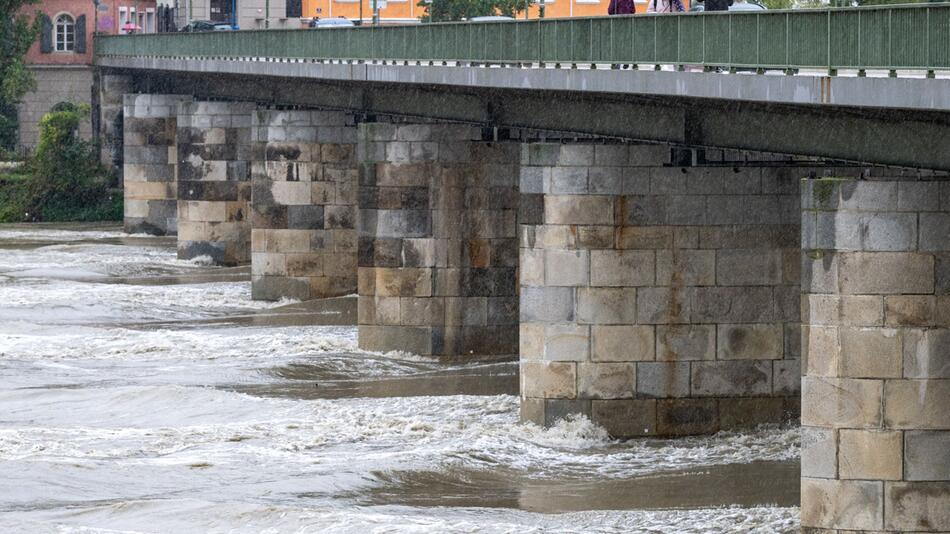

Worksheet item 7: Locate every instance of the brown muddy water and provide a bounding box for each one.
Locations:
[0,223,801,533]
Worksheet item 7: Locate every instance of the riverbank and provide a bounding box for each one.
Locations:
[0,168,121,223]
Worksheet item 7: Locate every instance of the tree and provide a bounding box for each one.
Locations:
[0,0,40,151]
[417,0,528,22]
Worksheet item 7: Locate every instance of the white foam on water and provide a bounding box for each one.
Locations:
[0,225,803,532]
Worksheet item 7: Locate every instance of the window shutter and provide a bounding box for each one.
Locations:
[75,15,87,53]
[40,14,53,53]
[286,0,303,18]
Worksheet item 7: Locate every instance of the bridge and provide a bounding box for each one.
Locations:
[94,5,950,532]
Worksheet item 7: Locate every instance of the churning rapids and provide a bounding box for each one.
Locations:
[0,223,800,533]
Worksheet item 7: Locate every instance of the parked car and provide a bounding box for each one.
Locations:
[179,20,234,32]
[689,0,765,11]
[309,17,355,28]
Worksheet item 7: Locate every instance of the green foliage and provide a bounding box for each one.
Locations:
[0,0,41,151]
[0,103,121,223]
[417,0,528,22]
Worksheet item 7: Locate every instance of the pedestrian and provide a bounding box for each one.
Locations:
[608,0,636,15]
[704,0,730,10]
[646,0,685,12]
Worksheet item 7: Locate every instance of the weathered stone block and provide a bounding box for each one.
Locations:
[636,362,690,398]
[903,329,950,378]
[521,361,577,399]
[802,426,837,479]
[616,226,673,249]
[838,327,902,378]
[550,167,588,194]
[589,250,654,287]
[838,429,903,481]
[804,294,884,327]
[637,286,690,324]
[716,324,784,360]
[838,252,934,295]
[359,325,432,355]
[885,295,936,327]
[903,431,950,481]
[557,144,594,166]
[716,249,783,286]
[919,212,950,251]
[884,481,950,531]
[690,361,772,396]
[655,249,715,286]
[542,324,589,362]
[656,325,715,361]
[804,325,839,377]
[718,397,787,429]
[520,287,574,323]
[801,478,884,531]
[773,359,801,395]
[576,287,638,325]
[591,325,655,362]
[897,181,940,212]
[544,249,589,287]
[544,195,614,225]
[802,377,883,428]
[690,286,773,323]
[656,399,718,436]
[884,379,950,429]
[591,399,657,437]
[578,363,636,399]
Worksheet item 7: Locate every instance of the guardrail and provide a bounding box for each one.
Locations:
[97,3,950,74]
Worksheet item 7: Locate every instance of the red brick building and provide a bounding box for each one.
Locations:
[17,0,157,149]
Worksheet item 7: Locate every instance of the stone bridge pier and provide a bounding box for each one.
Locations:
[176,101,256,265]
[517,143,809,436]
[356,122,520,358]
[801,178,950,532]
[122,94,192,235]
[250,110,359,300]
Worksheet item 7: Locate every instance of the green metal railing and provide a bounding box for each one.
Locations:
[97,3,950,73]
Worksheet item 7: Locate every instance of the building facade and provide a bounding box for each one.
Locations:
[167,0,301,30]
[17,0,158,151]
[301,0,669,24]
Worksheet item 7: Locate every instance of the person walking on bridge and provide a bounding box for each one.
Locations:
[608,0,636,15]
[647,0,685,12]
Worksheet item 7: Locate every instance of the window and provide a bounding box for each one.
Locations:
[55,14,75,52]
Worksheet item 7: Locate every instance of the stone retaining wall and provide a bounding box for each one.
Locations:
[176,101,255,265]
[250,110,359,300]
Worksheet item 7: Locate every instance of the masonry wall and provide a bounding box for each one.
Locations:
[176,101,255,265]
[518,143,813,437]
[800,177,950,532]
[251,110,358,301]
[357,123,520,359]
[123,94,192,235]
[16,66,93,151]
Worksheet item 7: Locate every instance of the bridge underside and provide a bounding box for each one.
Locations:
[106,66,950,172]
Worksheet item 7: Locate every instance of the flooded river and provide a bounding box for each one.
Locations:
[0,223,800,533]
